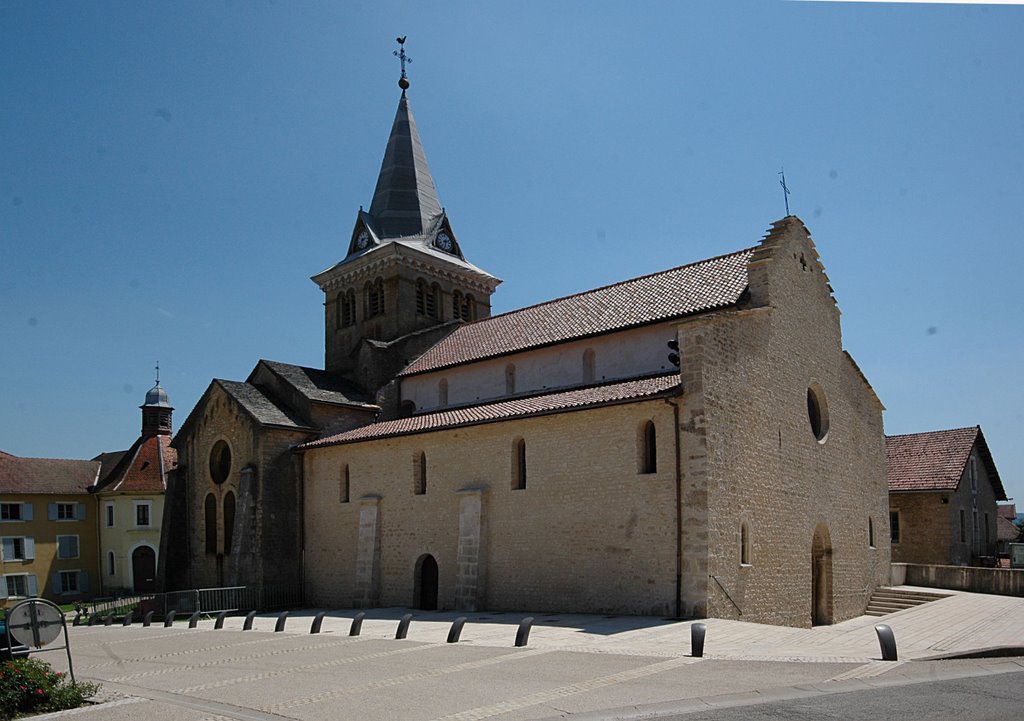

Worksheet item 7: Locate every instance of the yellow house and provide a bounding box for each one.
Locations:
[0,453,100,608]
[91,380,175,595]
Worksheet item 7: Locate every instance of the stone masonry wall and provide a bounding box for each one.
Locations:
[302,398,679,615]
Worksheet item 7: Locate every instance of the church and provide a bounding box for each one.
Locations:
[163,60,890,628]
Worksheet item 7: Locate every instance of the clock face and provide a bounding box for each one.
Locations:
[435,232,453,252]
[356,230,370,249]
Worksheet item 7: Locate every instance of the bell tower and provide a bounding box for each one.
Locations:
[141,364,173,438]
[312,39,500,378]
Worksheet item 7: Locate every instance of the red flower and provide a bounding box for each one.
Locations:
[36,688,44,695]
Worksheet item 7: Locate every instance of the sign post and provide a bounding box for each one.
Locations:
[5,598,76,682]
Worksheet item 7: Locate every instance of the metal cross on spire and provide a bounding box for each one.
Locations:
[394,36,412,90]
[154,361,161,386]
[778,168,791,217]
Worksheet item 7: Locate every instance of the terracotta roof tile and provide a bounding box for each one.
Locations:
[94,435,177,494]
[886,426,1006,500]
[300,374,680,449]
[0,452,100,495]
[400,248,755,376]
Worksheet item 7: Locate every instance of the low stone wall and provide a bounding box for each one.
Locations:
[892,563,1024,597]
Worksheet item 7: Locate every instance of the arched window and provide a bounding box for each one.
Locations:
[452,291,475,321]
[512,438,527,490]
[416,279,437,318]
[868,516,875,548]
[338,289,356,328]
[740,523,751,565]
[340,465,350,504]
[223,492,236,556]
[505,364,516,395]
[430,282,441,319]
[108,550,116,576]
[414,452,427,495]
[639,421,657,474]
[204,493,217,555]
[438,378,448,406]
[365,278,384,318]
[209,440,231,484]
[583,349,596,383]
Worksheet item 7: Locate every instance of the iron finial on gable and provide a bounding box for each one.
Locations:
[778,168,791,217]
[394,36,412,91]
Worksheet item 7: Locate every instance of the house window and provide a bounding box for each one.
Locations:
[639,421,657,474]
[108,551,116,576]
[1,574,32,598]
[135,502,152,527]
[890,511,900,543]
[49,502,83,521]
[740,523,751,565]
[969,457,978,492]
[2,536,33,561]
[57,503,77,520]
[57,535,80,559]
[512,438,527,490]
[205,493,217,555]
[340,465,350,504]
[59,570,79,594]
[1,503,25,521]
[505,364,516,395]
[105,503,115,528]
[959,509,967,544]
[583,349,596,383]
[414,452,427,495]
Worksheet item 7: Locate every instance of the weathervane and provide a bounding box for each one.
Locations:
[155,361,161,386]
[778,168,791,216]
[394,36,411,90]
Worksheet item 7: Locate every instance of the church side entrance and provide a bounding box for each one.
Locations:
[132,545,157,594]
[811,523,833,625]
[414,554,439,610]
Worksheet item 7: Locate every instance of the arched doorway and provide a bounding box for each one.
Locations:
[132,545,157,594]
[414,554,438,610]
[811,523,833,626]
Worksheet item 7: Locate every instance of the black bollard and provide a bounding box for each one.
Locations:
[691,622,707,658]
[310,612,326,635]
[215,611,228,629]
[142,610,155,627]
[122,611,133,627]
[515,617,534,648]
[874,624,898,661]
[104,613,114,626]
[395,613,413,640]
[275,611,289,632]
[349,612,365,637]
[188,611,201,629]
[164,610,176,627]
[243,610,257,630]
[447,616,468,644]
[87,613,98,627]
[72,613,82,627]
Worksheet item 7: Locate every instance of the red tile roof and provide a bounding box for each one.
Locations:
[400,248,755,376]
[0,451,100,495]
[300,374,680,449]
[886,426,1006,499]
[94,435,176,494]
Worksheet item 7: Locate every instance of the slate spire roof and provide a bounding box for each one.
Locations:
[367,92,442,239]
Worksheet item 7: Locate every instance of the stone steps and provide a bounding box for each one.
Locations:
[865,587,950,616]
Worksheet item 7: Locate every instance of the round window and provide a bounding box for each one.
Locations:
[807,385,830,443]
[209,440,232,484]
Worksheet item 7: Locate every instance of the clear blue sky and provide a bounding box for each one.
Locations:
[2,1,1021,502]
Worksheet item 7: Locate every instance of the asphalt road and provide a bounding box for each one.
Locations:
[631,670,1024,721]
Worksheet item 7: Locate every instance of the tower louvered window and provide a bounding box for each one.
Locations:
[339,290,356,328]
[366,278,384,318]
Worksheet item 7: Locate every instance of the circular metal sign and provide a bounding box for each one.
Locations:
[8,599,64,648]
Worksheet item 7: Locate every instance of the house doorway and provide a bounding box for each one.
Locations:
[811,523,833,626]
[414,554,439,610]
[132,546,157,594]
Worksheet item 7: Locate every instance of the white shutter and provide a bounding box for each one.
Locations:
[24,537,35,560]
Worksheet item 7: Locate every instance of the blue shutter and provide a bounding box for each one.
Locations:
[75,503,86,520]
[48,503,58,521]
[0,576,7,597]
[26,575,38,596]
[24,537,34,560]
[79,571,89,593]
[51,572,62,594]
[22,503,32,521]
[1,538,13,561]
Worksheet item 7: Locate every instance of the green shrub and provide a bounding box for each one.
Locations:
[0,657,99,720]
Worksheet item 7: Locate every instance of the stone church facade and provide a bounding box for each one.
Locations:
[165,79,891,627]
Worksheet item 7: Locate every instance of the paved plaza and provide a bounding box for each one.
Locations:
[36,587,1024,720]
